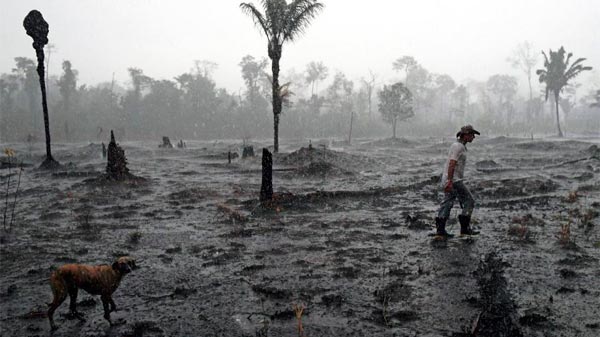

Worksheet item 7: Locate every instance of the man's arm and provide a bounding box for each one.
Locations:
[445,159,457,193]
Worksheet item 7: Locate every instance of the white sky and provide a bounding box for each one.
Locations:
[2,0,599,95]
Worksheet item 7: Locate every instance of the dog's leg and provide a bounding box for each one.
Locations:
[101,294,112,325]
[68,286,85,321]
[109,297,118,312]
[48,274,68,331]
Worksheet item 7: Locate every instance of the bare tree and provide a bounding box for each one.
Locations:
[507,41,538,118]
[392,56,418,84]
[361,70,377,119]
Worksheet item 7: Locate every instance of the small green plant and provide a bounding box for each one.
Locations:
[128,231,142,244]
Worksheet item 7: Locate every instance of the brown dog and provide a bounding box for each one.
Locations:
[47,256,136,330]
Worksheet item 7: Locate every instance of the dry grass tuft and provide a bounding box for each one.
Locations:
[292,303,305,337]
[565,190,579,203]
[557,222,572,246]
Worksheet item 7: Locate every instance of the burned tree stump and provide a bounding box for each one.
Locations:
[242,146,254,159]
[24,10,59,169]
[159,136,173,148]
[106,130,129,180]
[260,148,273,202]
[101,142,107,158]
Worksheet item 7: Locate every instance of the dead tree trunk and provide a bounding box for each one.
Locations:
[260,148,273,202]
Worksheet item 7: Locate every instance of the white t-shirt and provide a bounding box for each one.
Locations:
[441,141,467,186]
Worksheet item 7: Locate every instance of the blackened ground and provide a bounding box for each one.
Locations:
[0,136,599,337]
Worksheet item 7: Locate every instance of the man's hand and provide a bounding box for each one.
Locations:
[444,180,453,193]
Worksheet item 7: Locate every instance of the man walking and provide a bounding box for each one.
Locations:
[435,125,480,237]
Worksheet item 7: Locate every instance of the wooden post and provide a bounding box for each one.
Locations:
[260,148,273,202]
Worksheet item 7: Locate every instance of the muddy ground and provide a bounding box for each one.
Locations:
[1,136,599,337]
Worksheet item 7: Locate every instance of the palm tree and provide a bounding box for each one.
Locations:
[240,0,324,152]
[536,47,592,137]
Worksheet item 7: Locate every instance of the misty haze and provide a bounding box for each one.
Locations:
[1,1,599,336]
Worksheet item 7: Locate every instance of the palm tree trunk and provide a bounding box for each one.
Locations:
[270,44,282,153]
[35,48,57,168]
[554,91,563,137]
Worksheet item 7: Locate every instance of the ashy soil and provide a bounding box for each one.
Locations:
[1,136,599,337]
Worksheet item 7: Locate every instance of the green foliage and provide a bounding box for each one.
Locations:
[378,82,414,138]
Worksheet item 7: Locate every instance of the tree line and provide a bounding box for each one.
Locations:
[1,0,598,146]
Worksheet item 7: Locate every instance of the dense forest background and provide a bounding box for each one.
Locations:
[1,51,598,144]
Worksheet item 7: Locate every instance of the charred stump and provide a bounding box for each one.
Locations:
[24,10,59,169]
[260,148,273,202]
[160,136,173,148]
[101,142,107,158]
[106,130,129,180]
[242,146,254,158]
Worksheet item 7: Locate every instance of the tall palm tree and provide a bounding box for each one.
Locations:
[240,0,324,152]
[536,47,592,137]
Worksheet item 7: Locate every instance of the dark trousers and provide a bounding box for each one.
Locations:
[437,180,475,218]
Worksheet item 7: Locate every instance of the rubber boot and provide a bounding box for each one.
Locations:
[458,215,479,235]
[435,217,453,237]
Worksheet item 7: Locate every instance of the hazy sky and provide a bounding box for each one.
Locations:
[2,0,599,95]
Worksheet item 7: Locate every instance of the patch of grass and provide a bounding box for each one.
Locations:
[565,190,579,203]
[507,224,533,242]
[557,222,573,247]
